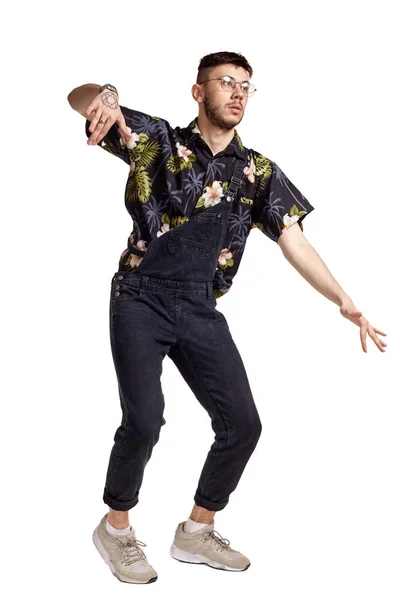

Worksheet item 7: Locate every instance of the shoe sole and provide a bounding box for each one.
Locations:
[92,528,158,584]
[170,543,250,572]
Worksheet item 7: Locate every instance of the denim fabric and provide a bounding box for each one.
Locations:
[85,110,316,299]
[103,199,262,512]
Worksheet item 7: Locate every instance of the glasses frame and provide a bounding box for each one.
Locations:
[198,75,257,97]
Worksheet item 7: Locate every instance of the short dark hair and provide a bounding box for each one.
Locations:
[196,51,253,84]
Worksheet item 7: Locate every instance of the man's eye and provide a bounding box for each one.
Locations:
[241,83,250,91]
[222,77,234,86]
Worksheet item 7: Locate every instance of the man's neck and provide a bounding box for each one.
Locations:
[197,115,236,157]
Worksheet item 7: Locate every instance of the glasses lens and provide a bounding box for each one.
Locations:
[219,76,256,96]
[242,83,255,96]
[220,76,234,91]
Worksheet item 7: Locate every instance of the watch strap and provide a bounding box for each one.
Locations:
[99,83,119,96]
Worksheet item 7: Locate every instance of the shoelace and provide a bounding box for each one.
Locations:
[115,536,148,567]
[200,529,232,553]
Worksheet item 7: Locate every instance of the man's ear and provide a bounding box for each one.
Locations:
[192,84,204,104]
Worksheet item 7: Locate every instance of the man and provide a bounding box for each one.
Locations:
[67,51,387,584]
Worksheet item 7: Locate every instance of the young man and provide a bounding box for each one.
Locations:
[67,51,387,584]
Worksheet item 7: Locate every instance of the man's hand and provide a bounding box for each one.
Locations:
[339,297,387,353]
[85,89,132,146]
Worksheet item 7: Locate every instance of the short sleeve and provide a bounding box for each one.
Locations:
[85,105,171,165]
[251,159,315,242]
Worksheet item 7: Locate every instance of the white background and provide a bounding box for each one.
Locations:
[2,0,399,598]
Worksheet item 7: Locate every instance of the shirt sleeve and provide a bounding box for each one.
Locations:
[84,104,171,165]
[251,158,315,242]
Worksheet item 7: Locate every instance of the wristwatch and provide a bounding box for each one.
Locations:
[99,83,119,96]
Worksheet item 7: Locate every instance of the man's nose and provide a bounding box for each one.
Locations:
[231,82,244,100]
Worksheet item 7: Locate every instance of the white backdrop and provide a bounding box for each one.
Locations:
[2,0,399,598]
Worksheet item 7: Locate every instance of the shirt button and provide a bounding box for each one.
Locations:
[114,291,120,297]
[117,275,123,280]
[115,284,120,290]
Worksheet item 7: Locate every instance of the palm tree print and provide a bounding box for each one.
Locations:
[273,162,309,211]
[142,195,170,232]
[182,169,204,207]
[159,180,185,214]
[86,106,315,299]
[204,158,225,183]
[227,204,252,250]
[128,113,165,137]
[259,188,286,238]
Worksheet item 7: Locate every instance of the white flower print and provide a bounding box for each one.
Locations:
[129,254,143,268]
[130,160,136,174]
[282,213,300,229]
[136,239,147,251]
[128,235,147,252]
[192,123,202,137]
[120,127,140,150]
[157,223,171,237]
[218,248,233,266]
[176,142,192,163]
[201,181,223,207]
[243,157,256,183]
[127,237,147,269]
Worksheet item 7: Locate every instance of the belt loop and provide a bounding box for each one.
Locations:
[206,281,212,298]
[140,275,149,292]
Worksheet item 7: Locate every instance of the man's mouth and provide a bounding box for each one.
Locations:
[228,105,242,114]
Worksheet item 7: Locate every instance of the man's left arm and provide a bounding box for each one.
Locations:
[277,224,387,353]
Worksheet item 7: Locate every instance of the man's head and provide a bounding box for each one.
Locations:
[192,51,254,131]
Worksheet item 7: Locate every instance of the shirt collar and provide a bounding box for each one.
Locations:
[183,117,247,160]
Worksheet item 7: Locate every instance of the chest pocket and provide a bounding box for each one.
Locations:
[167,212,221,257]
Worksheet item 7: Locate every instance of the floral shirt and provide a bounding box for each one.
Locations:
[85,106,315,298]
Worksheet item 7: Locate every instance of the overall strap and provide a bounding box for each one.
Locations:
[225,154,249,203]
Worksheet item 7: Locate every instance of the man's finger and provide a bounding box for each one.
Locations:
[116,116,131,139]
[360,325,367,352]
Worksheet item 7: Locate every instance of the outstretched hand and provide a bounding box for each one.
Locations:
[339,297,387,353]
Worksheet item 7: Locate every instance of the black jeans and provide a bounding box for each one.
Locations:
[104,200,262,512]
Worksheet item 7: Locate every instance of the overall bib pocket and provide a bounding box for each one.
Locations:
[167,212,221,258]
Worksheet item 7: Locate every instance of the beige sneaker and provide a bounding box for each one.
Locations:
[92,513,158,584]
[170,521,251,572]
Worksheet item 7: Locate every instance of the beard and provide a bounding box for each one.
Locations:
[203,95,243,131]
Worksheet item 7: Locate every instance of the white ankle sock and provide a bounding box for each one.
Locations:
[184,517,211,533]
[106,519,132,536]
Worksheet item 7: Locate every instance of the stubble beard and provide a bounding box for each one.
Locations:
[203,95,243,131]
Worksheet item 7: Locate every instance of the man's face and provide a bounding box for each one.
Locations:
[196,64,250,131]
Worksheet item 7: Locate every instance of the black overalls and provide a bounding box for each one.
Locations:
[105,157,262,512]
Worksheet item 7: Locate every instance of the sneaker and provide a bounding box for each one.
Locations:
[92,512,158,584]
[170,521,251,572]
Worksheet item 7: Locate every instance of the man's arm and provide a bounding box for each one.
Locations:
[277,223,388,353]
[277,224,349,306]
[67,83,103,116]
[67,83,133,154]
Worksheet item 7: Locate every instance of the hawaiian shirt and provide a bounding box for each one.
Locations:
[85,105,315,298]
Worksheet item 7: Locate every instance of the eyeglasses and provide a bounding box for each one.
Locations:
[198,75,257,97]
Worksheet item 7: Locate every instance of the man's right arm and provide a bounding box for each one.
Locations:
[67,83,102,116]
[67,83,134,161]
[68,84,174,167]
